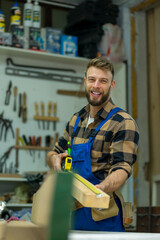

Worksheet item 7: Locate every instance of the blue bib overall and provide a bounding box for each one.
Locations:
[71,107,125,231]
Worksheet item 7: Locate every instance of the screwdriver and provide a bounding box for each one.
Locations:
[19,137,25,146]
[13,86,18,111]
[47,102,52,130]
[28,136,34,158]
[53,102,57,131]
[41,102,45,130]
[37,136,42,158]
[32,136,36,162]
[34,102,40,129]
[22,135,32,156]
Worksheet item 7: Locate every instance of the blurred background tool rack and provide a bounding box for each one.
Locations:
[0,174,32,210]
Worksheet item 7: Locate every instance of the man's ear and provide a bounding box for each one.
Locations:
[111,80,115,91]
[84,77,86,85]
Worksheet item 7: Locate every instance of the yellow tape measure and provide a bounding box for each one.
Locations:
[70,172,102,195]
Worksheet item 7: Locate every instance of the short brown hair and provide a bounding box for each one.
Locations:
[85,57,114,79]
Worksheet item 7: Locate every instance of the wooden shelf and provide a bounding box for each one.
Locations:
[6,203,32,208]
[0,46,89,66]
[0,174,23,179]
[33,115,59,121]
[14,145,53,151]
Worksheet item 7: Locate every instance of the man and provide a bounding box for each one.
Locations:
[47,57,139,232]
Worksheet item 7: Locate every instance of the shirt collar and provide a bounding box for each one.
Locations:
[78,98,116,121]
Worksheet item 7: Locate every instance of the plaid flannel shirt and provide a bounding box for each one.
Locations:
[53,98,139,181]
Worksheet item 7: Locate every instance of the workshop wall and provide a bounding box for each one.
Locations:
[0,50,88,175]
[0,48,126,176]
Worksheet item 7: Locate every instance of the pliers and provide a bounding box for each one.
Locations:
[0,119,15,141]
[0,146,14,172]
[0,111,4,127]
[5,81,12,105]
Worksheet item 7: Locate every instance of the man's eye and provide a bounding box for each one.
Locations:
[88,78,94,82]
[101,79,108,83]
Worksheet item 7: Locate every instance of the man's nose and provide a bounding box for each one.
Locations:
[93,80,100,88]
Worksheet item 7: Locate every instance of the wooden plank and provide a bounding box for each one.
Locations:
[57,89,86,97]
[130,0,159,13]
[33,115,59,121]
[31,171,110,229]
[0,173,22,178]
[131,16,138,119]
[48,172,73,240]
[72,174,110,209]
[147,7,160,179]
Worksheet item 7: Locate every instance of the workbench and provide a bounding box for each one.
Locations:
[68,231,160,240]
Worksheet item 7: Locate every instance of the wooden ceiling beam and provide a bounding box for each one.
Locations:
[130,0,160,13]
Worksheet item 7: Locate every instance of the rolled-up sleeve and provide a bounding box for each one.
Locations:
[109,118,139,177]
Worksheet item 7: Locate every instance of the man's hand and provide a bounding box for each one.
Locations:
[47,151,68,170]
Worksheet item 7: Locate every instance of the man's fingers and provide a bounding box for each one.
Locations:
[95,184,104,191]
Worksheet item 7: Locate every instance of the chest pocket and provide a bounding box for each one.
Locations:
[71,142,92,175]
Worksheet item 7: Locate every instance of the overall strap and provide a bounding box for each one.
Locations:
[71,116,81,144]
[73,116,81,132]
[71,107,122,144]
[88,107,122,143]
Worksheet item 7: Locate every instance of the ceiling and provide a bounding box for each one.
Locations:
[38,0,85,8]
[38,0,146,9]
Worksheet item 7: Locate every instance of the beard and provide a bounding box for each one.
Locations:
[85,85,111,106]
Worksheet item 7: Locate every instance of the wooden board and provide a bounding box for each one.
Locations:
[72,174,110,209]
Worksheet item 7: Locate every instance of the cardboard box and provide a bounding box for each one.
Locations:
[0,171,110,239]
[5,221,46,240]
[3,33,12,46]
[24,27,45,51]
[0,171,73,240]
[60,34,78,57]
[41,27,61,53]
[0,32,3,45]
[0,220,6,240]
[11,25,24,48]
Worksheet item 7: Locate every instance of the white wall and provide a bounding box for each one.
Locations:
[120,7,150,206]
[0,48,127,177]
[0,48,88,174]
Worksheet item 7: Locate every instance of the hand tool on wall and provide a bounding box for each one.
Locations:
[22,92,27,123]
[53,102,57,131]
[47,102,52,130]
[34,102,40,129]
[35,136,40,159]
[4,120,15,141]
[22,134,29,147]
[29,136,34,159]
[5,81,12,105]
[37,136,42,158]
[0,119,15,141]
[6,58,76,73]
[45,135,51,166]
[0,146,14,173]
[19,137,25,146]
[32,136,36,162]
[41,102,45,130]
[22,134,32,156]
[0,111,4,127]
[15,128,19,173]
[18,93,22,118]
[13,86,18,111]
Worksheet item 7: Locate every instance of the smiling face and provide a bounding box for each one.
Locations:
[84,66,115,108]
